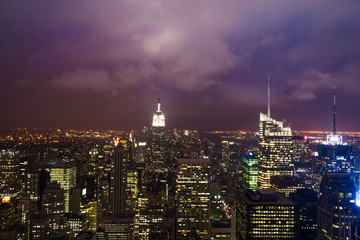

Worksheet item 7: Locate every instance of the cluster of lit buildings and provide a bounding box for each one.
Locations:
[2,86,360,240]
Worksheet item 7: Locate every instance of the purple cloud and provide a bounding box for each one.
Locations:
[1,0,360,130]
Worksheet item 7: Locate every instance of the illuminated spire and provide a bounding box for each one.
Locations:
[333,85,336,134]
[152,88,165,127]
[325,85,345,145]
[267,74,271,117]
[157,88,161,112]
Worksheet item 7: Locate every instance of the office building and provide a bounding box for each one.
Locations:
[317,172,358,239]
[258,112,294,189]
[236,189,297,240]
[270,175,305,197]
[42,181,65,230]
[27,170,50,210]
[240,152,258,191]
[0,149,20,197]
[46,162,77,213]
[26,209,50,240]
[290,189,317,240]
[97,213,134,240]
[111,144,131,214]
[292,135,311,163]
[134,193,169,239]
[177,158,210,239]
[65,213,84,238]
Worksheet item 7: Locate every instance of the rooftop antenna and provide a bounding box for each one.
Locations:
[333,85,336,134]
[267,74,271,117]
[157,87,161,112]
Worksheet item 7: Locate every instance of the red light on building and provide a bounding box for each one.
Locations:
[304,135,308,140]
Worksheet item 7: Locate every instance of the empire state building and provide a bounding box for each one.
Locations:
[152,94,165,128]
[150,92,166,173]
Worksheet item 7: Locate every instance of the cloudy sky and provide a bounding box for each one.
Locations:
[1,1,360,131]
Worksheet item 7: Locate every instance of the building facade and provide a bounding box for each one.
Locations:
[46,162,76,213]
[177,158,210,239]
[317,172,358,240]
[236,189,297,240]
[258,113,294,189]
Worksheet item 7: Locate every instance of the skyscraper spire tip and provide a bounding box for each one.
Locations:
[267,74,271,118]
[333,85,336,134]
[157,87,161,112]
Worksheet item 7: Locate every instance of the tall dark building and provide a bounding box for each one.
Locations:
[26,209,50,240]
[27,170,50,210]
[292,135,311,163]
[236,189,297,240]
[42,181,66,231]
[314,87,355,192]
[290,189,317,240]
[111,144,131,214]
[317,172,358,239]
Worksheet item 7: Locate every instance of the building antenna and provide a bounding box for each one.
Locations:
[333,85,336,134]
[268,74,271,117]
[157,87,161,112]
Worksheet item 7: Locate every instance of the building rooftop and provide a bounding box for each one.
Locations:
[290,189,318,201]
[47,161,77,169]
[178,158,210,164]
[239,189,295,205]
[270,175,305,187]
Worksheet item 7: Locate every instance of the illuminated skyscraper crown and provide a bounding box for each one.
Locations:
[259,75,291,137]
[259,113,292,137]
[152,90,165,127]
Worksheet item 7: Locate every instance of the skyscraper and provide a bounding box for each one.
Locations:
[177,158,210,239]
[0,149,20,198]
[111,145,131,214]
[46,162,76,213]
[150,91,166,174]
[258,77,293,189]
[314,86,355,192]
[290,189,318,240]
[317,172,358,239]
[240,152,258,191]
[42,181,65,231]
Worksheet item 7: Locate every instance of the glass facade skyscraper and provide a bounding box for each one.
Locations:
[258,113,293,189]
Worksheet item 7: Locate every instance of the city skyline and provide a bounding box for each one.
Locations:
[1,1,360,131]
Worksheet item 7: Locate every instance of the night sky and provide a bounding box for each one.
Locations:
[1,1,360,131]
